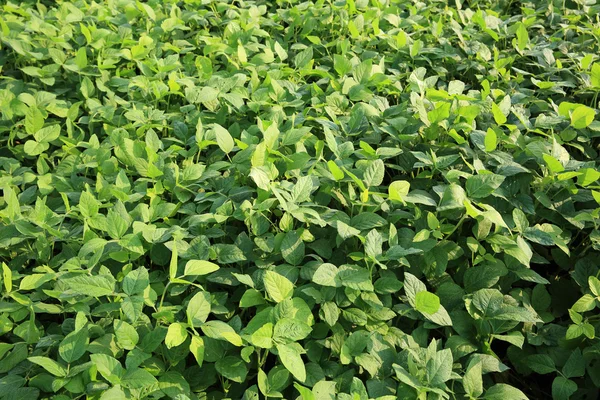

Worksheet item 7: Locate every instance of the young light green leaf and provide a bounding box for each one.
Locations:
[276,343,306,382]
[415,291,441,315]
[214,124,234,154]
[187,290,211,327]
[184,260,220,276]
[165,322,188,349]
[263,270,294,303]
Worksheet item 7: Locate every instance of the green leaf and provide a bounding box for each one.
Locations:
[525,354,556,374]
[415,291,441,315]
[276,343,306,382]
[570,105,595,129]
[552,377,577,400]
[571,294,597,312]
[562,348,585,379]
[34,124,61,143]
[274,318,312,342]
[364,229,382,258]
[106,209,129,239]
[90,354,124,385]
[491,102,507,125]
[63,275,115,297]
[189,335,205,367]
[577,168,600,187]
[165,322,188,349]
[25,106,44,135]
[591,63,600,88]
[216,356,248,383]
[543,154,565,173]
[463,362,483,398]
[426,349,453,385]
[59,327,88,363]
[79,191,99,218]
[388,180,410,202]
[214,124,234,154]
[485,128,497,152]
[28,356,68,377]
[363,159,385,187]
[281,230,305,265]
[201,320,243,346]
[589,276,600,297]
[75,47,88,69]
[263,271,294,303]
[291,176,313,203]
[121,368,158,389]
[184,260,220,276]
[187,290,211,327]
[438,183,467,211]
[114,319,139,350]
[466,174,505,199]
[23,140,49,156]
[327,160,345,180]
[333,54,352,76]
[312,263,341,287]
[484,384,528,400]
[2,262,12,293]
[250,322,273,349]
[122,267,149,296]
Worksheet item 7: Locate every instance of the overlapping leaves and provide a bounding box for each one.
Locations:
[1,0,600,399]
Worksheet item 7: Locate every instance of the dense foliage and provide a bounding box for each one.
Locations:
[1,0,600,399]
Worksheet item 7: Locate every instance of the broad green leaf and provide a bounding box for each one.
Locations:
[90,354,124,385]
[327,160,345,180]
[463,362,483,398]
[79,191,99,218]
[59,327,88,363]
[570,105,595,129]
[250,322,273,349]
[591,63,600,88]
[165,322,188,349]
[264,271,294,303]
[114,319,139,350]
[491,102,507,125]
[187,290,211,327]
[363,159,385,187]
[2,263,12,293]
[216,356,248,383]
[426,349,453,385]
[552,377,577,400]
[312,263,341,287]
[75,47,88,69]
[23,140,49,156]
[281,230,305,265]
[184,260,220,276]
[484,384,528,400]
[276,343,306,382]
[122,267,149,296]
[388,180,410,202]
[466,174,505,199]
[485,128,497,152]
[189,335,205,367]
[63,275,115,297]
[28,356,67,377]
[577,168,600,187]
[34,125,60,143]
[543,154,564,173]
[121,368,158,389]
[415,291,441,315]
[214,124,234,154]
[201,320,243,346]
[525,354,556,374]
